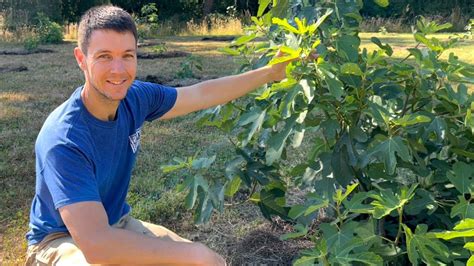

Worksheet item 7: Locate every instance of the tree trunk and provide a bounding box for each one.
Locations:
[202,0,214,16]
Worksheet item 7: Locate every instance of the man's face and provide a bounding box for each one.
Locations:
[78,30,137,102]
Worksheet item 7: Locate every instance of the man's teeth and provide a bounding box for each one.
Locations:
[108,80,124,85]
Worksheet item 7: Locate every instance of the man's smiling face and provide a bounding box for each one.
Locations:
[80,29,137,102]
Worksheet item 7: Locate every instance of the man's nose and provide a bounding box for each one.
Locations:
[110,58,126,73]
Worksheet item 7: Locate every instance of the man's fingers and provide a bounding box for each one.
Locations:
[274,49,319,61]
[275,49,284,57]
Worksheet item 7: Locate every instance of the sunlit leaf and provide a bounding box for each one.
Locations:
[404,224,450,265]
[232,34,257,46]
[392,114,431,127]
[224,176,242,197]
[272,17,299,34]
[257,0,272,17]
[341,62,364,76]
[217,47,240,56]
[373,0,389,7]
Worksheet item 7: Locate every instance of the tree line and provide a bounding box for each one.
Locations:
[1,0,472,31]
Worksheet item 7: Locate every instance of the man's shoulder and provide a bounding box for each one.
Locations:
[126,80,177,106]
[128,80,176,94]
[36,88,91,156]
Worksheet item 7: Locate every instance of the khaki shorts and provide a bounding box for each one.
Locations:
[24,215,191,266]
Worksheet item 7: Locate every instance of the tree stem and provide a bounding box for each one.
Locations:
[394,208,403,246]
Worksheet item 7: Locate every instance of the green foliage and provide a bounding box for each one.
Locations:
[35,12,63,44]
[135,3,160,40]
[150,43,168,54]
[2,0,472,33]
[466,19,474,40]
[165,0,474,264]
[140,3,159,24]
[434,219,474,264]
[136,23,151,43]
[176,55,203,79]
[160,155,225,223]
[23,33,40,51]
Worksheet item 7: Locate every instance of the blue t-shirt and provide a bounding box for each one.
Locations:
[26,80,177,246]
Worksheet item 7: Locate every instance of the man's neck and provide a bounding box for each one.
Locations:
[81,84,120,121]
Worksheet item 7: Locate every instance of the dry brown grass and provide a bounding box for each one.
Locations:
[181,16,243,36]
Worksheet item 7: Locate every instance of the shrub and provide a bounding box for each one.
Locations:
[23,34,39,51]
[136,23,150,43]
[466,19,474,39]
[176,55,203,79]
[140,3,159,24]
[134,3,160,41]
[150,43,168,54]
[35,13,63,44]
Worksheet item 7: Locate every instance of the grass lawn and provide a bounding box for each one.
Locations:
[1,32,473,265]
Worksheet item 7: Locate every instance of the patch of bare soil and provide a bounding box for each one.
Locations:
[137,51,191,59]
[201,36,236,42]
[138,75,173,85]
[138,75,219,87]
[137,41,166,47]
[0,65,28,73]
[0,48,54,55]
[166,78,203,87]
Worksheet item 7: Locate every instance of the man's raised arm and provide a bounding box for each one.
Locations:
[59,201,225,265]
[160,61,288,120]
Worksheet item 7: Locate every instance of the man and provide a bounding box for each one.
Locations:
[25,5,290,265]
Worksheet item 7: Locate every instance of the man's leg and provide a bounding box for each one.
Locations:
[24,232,91,266]
[25,216,190,265]
[118,216,192,243]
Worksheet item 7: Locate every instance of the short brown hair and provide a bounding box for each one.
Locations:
[77,5,137,54]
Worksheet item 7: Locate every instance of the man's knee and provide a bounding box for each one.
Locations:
[25,236,90,266]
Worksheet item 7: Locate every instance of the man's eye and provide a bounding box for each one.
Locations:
[124,54,135,59]
[98,54,111,59]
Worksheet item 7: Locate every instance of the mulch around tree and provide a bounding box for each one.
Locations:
[166,201,316,266]
[138,75,219,87]
[228,228,313,265]
[138,75,173,85]
[0,48,55,55]
[0,65,28,73]
[137,51,191,59]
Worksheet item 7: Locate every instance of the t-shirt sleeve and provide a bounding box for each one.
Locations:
[42,144,101,210]
[137,81,177,122]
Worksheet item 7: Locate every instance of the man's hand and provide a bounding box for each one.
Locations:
[265,50,291,82]
[266,49,319,82]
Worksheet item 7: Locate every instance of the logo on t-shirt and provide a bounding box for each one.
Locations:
[129,127,142,153]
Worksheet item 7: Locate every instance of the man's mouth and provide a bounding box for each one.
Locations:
[107,79,127,85]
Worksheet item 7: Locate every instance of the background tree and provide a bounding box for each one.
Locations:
[1,0,473,31]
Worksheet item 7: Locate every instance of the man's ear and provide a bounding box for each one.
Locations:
[74,47,86,71]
